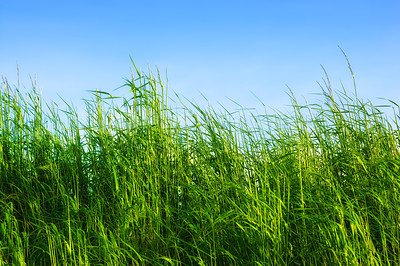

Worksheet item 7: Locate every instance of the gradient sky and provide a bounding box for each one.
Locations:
[1,1,399,120]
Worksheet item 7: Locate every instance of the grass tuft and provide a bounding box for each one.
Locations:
[1,62,399,265]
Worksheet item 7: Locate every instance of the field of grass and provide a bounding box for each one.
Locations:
[1,60,400,265]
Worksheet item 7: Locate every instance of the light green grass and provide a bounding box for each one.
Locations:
[1,59,399,265]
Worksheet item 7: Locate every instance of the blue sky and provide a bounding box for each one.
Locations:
[1,1,399,120]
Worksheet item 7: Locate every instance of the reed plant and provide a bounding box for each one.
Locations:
[0,60,399,265]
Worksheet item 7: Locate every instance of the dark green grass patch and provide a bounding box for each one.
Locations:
[1,61,399,265]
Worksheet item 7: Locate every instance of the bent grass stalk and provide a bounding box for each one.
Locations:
[0,62,399,265]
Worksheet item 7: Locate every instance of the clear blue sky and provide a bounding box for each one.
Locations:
[1,1,399,120]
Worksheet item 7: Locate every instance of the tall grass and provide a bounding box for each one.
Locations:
[1,60,400,265]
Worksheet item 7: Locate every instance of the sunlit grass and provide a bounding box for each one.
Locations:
[1,59,399,265]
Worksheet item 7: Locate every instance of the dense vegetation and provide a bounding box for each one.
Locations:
[1,61,399,265]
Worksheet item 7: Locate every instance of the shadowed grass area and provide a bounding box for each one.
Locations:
[1,60,400,265]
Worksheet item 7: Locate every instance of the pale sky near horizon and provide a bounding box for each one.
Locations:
[1,1,399,121]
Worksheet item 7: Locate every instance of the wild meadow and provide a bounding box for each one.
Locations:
[1,60,400,265]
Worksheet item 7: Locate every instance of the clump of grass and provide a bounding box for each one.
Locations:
[1,59,400,265]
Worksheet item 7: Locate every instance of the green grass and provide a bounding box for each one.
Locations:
[1,59,400,265]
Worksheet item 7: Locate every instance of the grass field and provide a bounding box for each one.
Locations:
[1,60,400,265]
